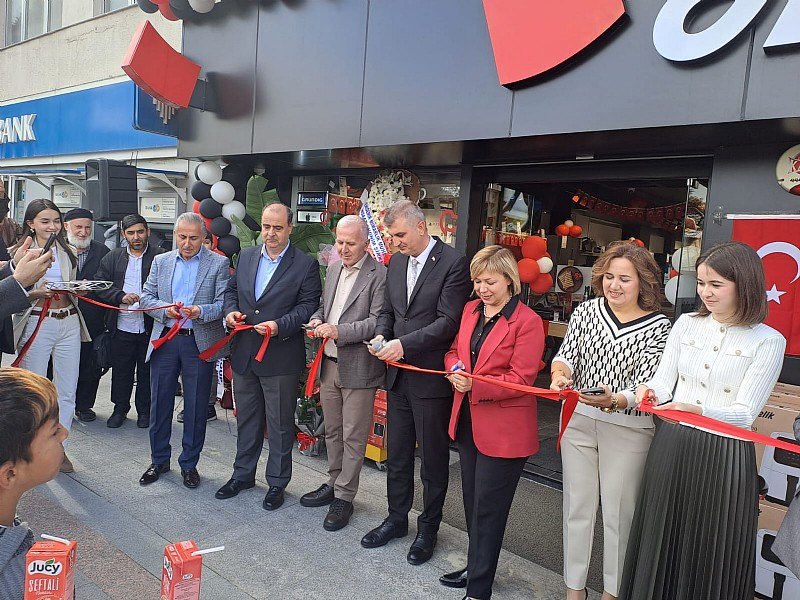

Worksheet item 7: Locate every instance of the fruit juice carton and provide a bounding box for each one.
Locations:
[24,538,77,600]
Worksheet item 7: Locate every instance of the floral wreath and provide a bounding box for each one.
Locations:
[365,169,418,242]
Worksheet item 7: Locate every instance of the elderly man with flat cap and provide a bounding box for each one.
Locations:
[63,207,109,423]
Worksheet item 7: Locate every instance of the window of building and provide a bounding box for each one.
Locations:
[103,0,135,12]
[5,0,62,45]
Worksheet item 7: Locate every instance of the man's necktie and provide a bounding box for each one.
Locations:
[408,257,419,302]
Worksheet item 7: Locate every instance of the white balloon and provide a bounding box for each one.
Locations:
[188,0,215,12]
[221,201,246,221]
[196,161,222,185]
[671,245,699,272]
[664,274,697,305]
[211,180,235,204]
[564,220,574,228]
[536,256,554,274]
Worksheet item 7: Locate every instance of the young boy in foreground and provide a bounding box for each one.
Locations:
[0,367,67,599]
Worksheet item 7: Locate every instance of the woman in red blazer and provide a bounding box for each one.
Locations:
[442,245,545,600]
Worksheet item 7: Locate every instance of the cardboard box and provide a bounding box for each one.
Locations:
[754,403,800,474]
[25,540,77,600]
[769,382,800,412]
[161,540,202,600]
[367,389,387,449]
[758,500,788,532]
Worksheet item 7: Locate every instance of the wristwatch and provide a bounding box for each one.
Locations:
[600,395,619,414]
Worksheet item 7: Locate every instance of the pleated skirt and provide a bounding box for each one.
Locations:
[618,422,758,600]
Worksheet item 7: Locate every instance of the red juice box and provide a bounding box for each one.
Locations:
[24,539,77,600]
[161,540,202,600]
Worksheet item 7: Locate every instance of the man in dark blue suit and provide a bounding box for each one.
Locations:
[362,200,471,565]
[215,203,321,510]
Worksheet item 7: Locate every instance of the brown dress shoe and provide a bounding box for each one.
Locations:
[60,454,74,474]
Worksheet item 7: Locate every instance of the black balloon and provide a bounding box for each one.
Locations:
[210,216,232,237]
[168,0,194,20]
[191,181,212,201]
[199,198,223,219]
[217,235,241,257]
[137,0,159,13]
[221,164,250,188]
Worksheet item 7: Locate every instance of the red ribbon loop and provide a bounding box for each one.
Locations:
[304,338,329,397]
[12,296,55,367]
[197,317,270,362]
[150,303,188,352]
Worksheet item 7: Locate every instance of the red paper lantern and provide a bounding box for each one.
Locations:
[530,273,554,294]
[572,195,580,202]
[517,258,541,284]
[568,225,583,237]
[555,224,570,236]
[521,235,548,260]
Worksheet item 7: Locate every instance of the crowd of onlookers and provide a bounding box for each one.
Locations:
[0,194,798,600]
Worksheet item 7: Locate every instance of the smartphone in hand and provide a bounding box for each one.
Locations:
[580,387,605,396]
[41,232,58,254]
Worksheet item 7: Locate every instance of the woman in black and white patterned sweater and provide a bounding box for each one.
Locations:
[550,243,671,600]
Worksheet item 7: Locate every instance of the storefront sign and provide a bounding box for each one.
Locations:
[483,0,800,85]
[0,82,174,160]
[0,114,36,144]
[653,0,800,62]
[776,144,800,195]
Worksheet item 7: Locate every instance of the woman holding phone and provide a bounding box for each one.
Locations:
[11,199,91,473]
[550,242,671,600]
[619,241,786,600]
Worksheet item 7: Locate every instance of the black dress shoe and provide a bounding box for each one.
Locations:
[262,486,285,511]
[215,478,256,499]
[323,498,353,531]
[439,567,468,588]
[182,468,200,489]
[139,463,169,485]
[300,483,334,507]
[75,409,96,422]
[407,531,437,565]
[136,414,150,428]
[360,519,408,548]
[207,406,217,421]
[107,412,127,428]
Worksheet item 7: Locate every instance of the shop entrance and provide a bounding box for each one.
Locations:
[472,161,711,486]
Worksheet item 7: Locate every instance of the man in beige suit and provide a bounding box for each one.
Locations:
[300,215,387,531]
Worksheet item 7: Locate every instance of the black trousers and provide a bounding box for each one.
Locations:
[457,403,526,600]
[110,330,151,417]
[386,370,453,533]
[75,341,102,411]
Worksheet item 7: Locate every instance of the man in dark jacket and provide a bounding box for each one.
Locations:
[94,214,165,428]
[65,208,110,423]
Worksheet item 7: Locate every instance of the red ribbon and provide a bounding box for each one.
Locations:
[638,399,800,454]
[385,360,580,449]
[12,296,54,367]
[304,338,329,397]
[297,431,318,452]
[197,317,270,362]
[150,303,188,352]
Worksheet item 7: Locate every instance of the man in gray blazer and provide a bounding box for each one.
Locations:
[299,216,387,531]
[137,213,230,490]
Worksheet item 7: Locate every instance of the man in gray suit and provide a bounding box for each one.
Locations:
[137,213,230,490]
[299,216,387,531]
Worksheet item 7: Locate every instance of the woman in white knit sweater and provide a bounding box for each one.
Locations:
[619,241,786,600]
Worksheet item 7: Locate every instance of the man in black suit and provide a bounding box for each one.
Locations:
[362,200,471,565]
[64,208,110,423]
[216,203,321,510]
[93,214,165,429]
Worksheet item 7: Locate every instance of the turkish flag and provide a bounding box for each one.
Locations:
[733,217,800,355]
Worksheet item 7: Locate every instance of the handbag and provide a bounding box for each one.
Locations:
[91,329,113,373]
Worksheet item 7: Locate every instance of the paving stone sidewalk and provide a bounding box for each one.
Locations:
[18,376,586,599]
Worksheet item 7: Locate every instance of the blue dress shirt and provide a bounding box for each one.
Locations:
[255,242,290,298]
[168,252,201,329]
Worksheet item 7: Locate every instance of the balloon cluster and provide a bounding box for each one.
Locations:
[137,0,216,21]
[516,236,555,294]
[191,161,252,258]
[555,220,583,237]
[664,244,700,305]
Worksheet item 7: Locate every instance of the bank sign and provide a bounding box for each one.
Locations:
[483,0,800,85]
[0,81,174,160]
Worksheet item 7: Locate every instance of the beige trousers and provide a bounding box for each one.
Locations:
[319,358,377,502]
[561,412,654,596]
